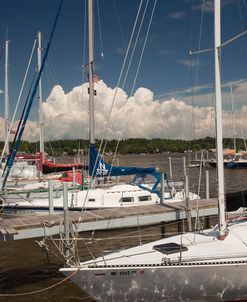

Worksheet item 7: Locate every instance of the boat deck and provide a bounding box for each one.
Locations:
[0,198,218,241]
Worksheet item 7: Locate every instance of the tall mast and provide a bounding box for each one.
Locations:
[4,39,10,155]
[37,31,45,164]
[88,0,95,144]
[214,0,226,235]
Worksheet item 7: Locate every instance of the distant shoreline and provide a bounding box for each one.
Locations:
[0,137,243,156]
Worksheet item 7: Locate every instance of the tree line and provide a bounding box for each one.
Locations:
[0,137,245,156]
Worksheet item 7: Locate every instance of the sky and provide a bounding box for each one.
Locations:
[1,0,247,143]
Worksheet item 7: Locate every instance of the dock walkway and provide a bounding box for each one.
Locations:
[0,198,218,241]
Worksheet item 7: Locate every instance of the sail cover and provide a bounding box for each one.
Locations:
[89,144,157,177]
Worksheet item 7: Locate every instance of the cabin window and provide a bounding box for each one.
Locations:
[138,195,151,202]
[153,243,188,255]
[88,198,95,202]
[120,197,134,203]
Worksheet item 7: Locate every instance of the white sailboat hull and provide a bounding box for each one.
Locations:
[63,262,247,301]
[1,182,199,214]
[60,220,247,301]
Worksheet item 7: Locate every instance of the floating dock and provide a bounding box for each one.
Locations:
[0,198,218,242]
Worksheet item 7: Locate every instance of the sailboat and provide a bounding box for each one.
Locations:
[2,142,201,214]
[0,31,82,187]
[0,39,37,180]
[0,36,41,181]
[0,31,83,194]
[0,2,71,204]
[60,1,247,301]
[0,0,200,214]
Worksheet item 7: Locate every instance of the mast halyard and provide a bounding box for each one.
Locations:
[4,39,10,155]
[214,0,227,236]
[88,0,95,145]
[37,31,45,165]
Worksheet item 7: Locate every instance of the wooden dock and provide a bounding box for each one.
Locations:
[0,198,218,242]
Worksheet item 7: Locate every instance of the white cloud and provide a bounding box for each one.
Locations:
[40,80,247,141]
[1,79,247,142]
[168,12,186,19]
[0,118,39,143]
[179,58,199,68]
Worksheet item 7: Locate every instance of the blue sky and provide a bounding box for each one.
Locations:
[1,0,247,140]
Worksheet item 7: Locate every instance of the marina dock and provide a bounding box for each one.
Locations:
[0,198,218,242]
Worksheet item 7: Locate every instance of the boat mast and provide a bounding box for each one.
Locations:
[4,39,10,155]
[37,31,45,164]
[214,0,226,235]
[88,0,95,144]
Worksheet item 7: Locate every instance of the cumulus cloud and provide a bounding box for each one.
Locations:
[1,79,247,142]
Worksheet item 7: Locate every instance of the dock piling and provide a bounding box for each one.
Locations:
[48,180,54,215]
[184,174,192,232]
[72,167,76,188]
[63,182,70,259]
[168,157,173,180]
[182,156,187,176]
[160,172,165,204]
[160,221,166,238]
[206,170,210,199]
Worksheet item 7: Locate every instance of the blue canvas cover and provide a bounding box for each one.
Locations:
[89,144,157,177]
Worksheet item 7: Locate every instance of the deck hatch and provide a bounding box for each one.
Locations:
[153,242,188,254]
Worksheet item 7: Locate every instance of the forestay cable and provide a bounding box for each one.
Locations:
[99,0,145,155]
[111,0,157,169]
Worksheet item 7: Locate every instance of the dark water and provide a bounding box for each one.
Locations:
[1,153,247,302]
